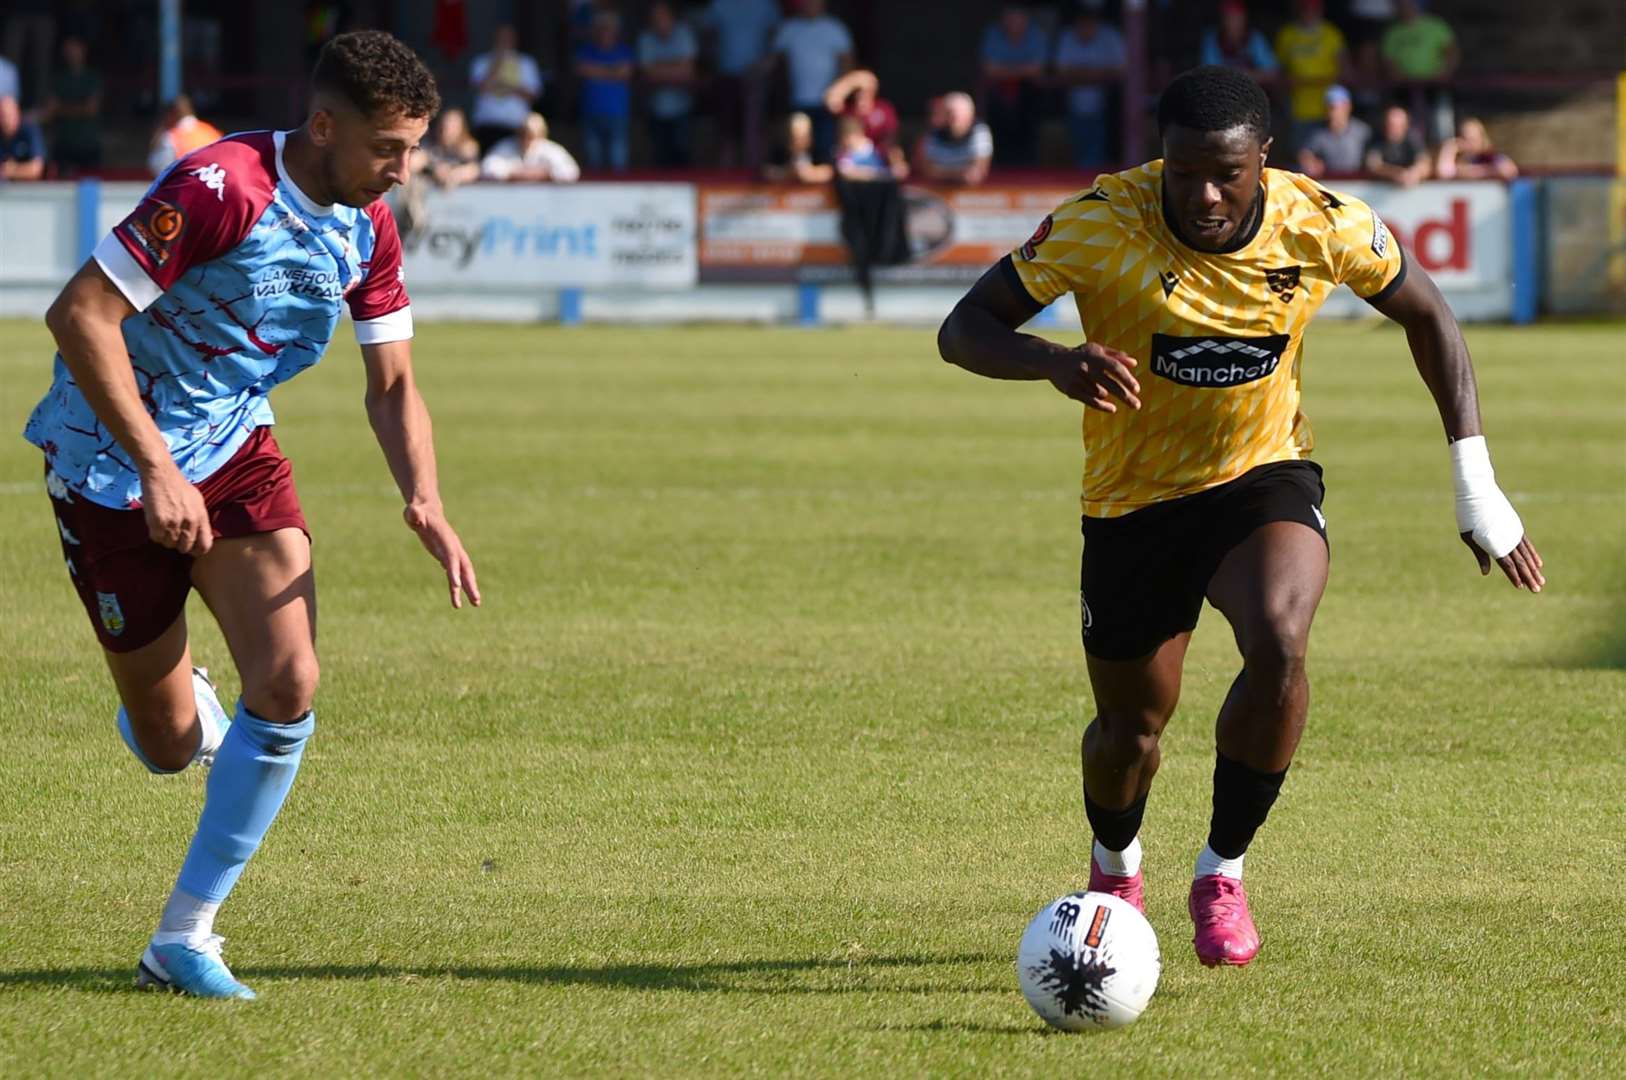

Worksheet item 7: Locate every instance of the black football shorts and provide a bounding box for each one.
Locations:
[1079,460,1328,662]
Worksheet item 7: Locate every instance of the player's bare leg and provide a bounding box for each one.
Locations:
[1080,632,1191,912]
[137,527,318,1000]
[1188,521,1329,966]
[104,616,201,772]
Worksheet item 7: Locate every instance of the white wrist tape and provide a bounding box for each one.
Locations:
[1450,436,1523,559]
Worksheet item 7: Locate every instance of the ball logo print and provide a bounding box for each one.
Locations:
[1017,892,1160,1031]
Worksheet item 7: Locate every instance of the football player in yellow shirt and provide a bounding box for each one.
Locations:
[937,66,1543,968]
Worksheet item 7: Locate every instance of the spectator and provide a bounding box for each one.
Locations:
[575,10,636,172]
[766,0,855,163]
[421,107,483,189]
[1365,104,1430,187]
[978,4,1049,166]
[0,55,17,103]
[761,111,833,183]
[480,112,581,183]
[916,92,993,186]
[833,115,906,181]
[469,25,544,154]
[824,70,898,156]
[1381,0,1458,142]
[701,0,782,167]
[147,95,225,176]
[43,35,101,176]
[1297,85,1369,178]
[1053,0,1127,168]
[1274,0,1349,153]
[0,94,46,181]
[1435,116,1518,181]
[638,1,699,168]
[1345,0,1397,104]
[1199,1,1278,85]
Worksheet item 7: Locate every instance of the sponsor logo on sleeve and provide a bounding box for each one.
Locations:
[1020,215,1054,261]
[1370,208,1390,258]
[189,162,228,200]
[1150,333,1291,388]
[120,201,187,266]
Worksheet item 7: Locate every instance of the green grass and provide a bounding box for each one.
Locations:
[1,316,1623,1077]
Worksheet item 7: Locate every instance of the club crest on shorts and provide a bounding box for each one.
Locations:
[96,592,126,637]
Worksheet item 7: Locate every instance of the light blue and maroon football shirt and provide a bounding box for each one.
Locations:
[24,130,412,508]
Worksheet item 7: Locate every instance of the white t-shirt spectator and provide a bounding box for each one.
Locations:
[1054,26,1126,116]
[638,23,698,119]
[923,123,994,173]
[772,16,854,108]
[703,0,781,77]
[470,51,545,132]
[480,136,581,182]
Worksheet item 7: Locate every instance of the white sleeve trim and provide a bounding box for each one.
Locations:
[354,305,414,345]
[92,233,164,311]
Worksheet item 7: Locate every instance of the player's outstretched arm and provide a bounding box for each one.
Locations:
[937,258,1141,412]
[46,260,213,555]
[1371,262,1544,592]
[361,339,481,610]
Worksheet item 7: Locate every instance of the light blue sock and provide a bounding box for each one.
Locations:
[174,701,315,903]
[117,706,186,775]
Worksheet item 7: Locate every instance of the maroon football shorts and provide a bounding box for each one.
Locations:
[45,426,309,653]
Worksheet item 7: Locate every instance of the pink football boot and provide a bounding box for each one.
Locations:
[1188,874,1260,967]
[1088,855,1146,915]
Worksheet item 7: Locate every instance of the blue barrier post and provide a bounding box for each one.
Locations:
[1509,179,1538,325]
[76,178,101,263]
[797,283,821,326]
[559,287,584,326]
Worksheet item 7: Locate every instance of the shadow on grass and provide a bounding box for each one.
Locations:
[0,953,1007,996]
[867,1019,1051,1037]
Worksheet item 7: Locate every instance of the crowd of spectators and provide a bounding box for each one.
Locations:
[0,2,1516,191]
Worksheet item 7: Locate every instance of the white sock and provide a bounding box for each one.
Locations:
[190,671,228,764]
[152,887,220,947]
[1194,844,1245,881]
[1093,837,1142,877]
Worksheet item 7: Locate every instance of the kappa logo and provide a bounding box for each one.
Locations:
[190,162,227,200]
[1158,270,1179,299]
[96,592,126,637]
[1150,333,1290,388]
[44,471,71,502]
[56,518,81,546]
[1264,265,1302,303]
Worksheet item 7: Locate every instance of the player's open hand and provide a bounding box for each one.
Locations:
[403,502,482,609]
[141,464,213,555]
[1461,531,1545,593]
[1045,343,1142,413]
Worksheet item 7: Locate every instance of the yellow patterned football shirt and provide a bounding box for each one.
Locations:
[1009,163,1406,518]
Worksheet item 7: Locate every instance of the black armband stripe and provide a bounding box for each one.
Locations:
[997,254,1047,319]
[1360,244,1408,308]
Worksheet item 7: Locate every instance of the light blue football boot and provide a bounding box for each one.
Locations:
[136,936,257,1000]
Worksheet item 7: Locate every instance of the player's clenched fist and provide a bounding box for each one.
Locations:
[140,465,213,555]
[1044,342,1142,413]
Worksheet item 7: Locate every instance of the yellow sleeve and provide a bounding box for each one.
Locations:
[1006,190,1118,307]
[1322,189,1407,302]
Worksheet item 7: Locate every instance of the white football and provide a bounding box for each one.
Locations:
[1016,891,1161,1031]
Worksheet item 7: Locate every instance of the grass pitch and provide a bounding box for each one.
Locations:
[1,316,1623,1077]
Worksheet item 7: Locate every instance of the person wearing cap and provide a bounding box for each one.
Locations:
[1297,84,1369,178]
[1274,0,1349,154]
[1054,0,1127,168]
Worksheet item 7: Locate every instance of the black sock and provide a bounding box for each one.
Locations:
[1206,752,1289,859]
[1084,790,1148,852]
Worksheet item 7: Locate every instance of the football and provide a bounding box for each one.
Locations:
[1016,891,1161,1031]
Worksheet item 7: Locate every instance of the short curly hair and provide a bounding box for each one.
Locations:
[1156,66,1271,143]
[312,30,440,120]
